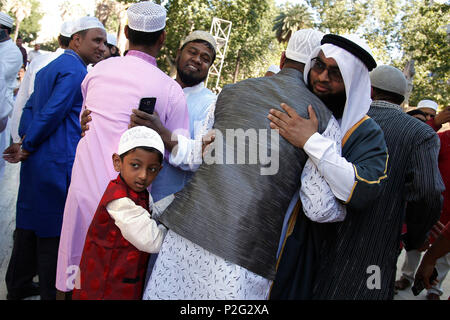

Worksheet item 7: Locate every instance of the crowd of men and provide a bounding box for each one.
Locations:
[0,1,449,300]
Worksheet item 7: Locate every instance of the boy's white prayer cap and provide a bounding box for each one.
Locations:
[118,126,165,156]
[127,1,166,33]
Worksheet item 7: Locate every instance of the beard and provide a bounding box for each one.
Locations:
[319,90,347,119]
[177,60,207,87]
[308,81,347,119]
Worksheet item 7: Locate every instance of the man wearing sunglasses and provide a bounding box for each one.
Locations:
[269,34,390,299]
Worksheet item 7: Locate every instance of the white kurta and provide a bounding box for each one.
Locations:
[143,230,272,300]
[0,39,22,180]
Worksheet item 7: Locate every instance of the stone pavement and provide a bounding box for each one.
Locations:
[0,161,448,300]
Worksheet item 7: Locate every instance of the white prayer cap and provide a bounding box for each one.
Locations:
[71,16,105,35]
[370,65,407,97]
[60,21,73,38]
[118,126,165,157]
[417,99,438,111]
[0,12,14,28]
[107,33,117,46]
[285,29,324,64]
[181,30,217,53]
[267,64,280,74]
[127,1,166,33]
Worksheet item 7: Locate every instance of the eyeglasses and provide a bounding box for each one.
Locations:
[311,57,344,83]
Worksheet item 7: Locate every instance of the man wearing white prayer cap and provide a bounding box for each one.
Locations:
[103,33,120,59]
[417,99,439,120]
[269,34,390,299]
[56,1,189,297]
[7,20,75,147]
[3,17,107,300]
[0,11,22,182]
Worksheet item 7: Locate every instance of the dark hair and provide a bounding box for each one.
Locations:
[372,87,405,105]
[120,146,163,164]
[127,27,164,47]
[107,44,121,57]
[1,25,11,35]
[180,39,216,64]
[406,109,427,118]
[58,34,71,48]
[70,29,88,40]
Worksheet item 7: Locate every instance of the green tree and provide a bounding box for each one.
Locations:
[400,0,449,106]
[307,0,370,34]
[273,3,314,43]
[213,0,282,85]
[4,0,43,44]
[16,0,43,44]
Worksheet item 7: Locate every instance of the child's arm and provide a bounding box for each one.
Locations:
[106,197,168,253]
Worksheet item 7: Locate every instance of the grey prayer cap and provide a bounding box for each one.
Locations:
[181,30,217,53]
[0,12,14,28]
[370,65,407,96]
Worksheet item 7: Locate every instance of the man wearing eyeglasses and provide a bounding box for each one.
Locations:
[269,34,390,299]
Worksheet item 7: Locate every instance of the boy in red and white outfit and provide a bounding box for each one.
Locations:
[72,126,167,300]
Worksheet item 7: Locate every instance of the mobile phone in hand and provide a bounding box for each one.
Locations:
[411,268,438,296]
[138,97,157,114]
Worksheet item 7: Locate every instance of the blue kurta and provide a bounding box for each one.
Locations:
[17,50,87,237]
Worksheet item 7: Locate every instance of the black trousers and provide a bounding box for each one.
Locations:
[5,228,60,300]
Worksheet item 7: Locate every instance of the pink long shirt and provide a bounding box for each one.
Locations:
[56,51,189,291]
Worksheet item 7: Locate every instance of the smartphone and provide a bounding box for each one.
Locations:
[411,268,438,296]
[0,29,8,42]
[138,97,157,114]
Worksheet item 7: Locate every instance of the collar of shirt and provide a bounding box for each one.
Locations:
[370,100,403,112]
[183,82,205,96]
[63,49,87,67]
[126,50,157,66]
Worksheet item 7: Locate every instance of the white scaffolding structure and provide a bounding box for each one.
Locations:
[206,17,232,90]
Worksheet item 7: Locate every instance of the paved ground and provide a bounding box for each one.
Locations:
[0,161,448,300]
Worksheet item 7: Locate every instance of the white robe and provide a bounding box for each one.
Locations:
[0,39,22,180]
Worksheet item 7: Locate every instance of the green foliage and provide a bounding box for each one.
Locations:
[307,0,370,34]
[40,38,59,52]
[400,0,449,106]
[9,0,43,44]
[153,0,282,88]
[273,3,314,43]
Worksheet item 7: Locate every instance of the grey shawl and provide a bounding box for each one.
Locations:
[159,68,332,280]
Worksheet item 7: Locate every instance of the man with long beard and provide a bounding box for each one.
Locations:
[268,34,390,299]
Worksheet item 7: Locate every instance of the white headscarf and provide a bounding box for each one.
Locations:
[304,37,373,140]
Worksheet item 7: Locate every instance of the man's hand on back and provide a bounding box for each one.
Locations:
[267,103,319,148]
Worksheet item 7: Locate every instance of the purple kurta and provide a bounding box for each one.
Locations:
[56,51,189,292]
